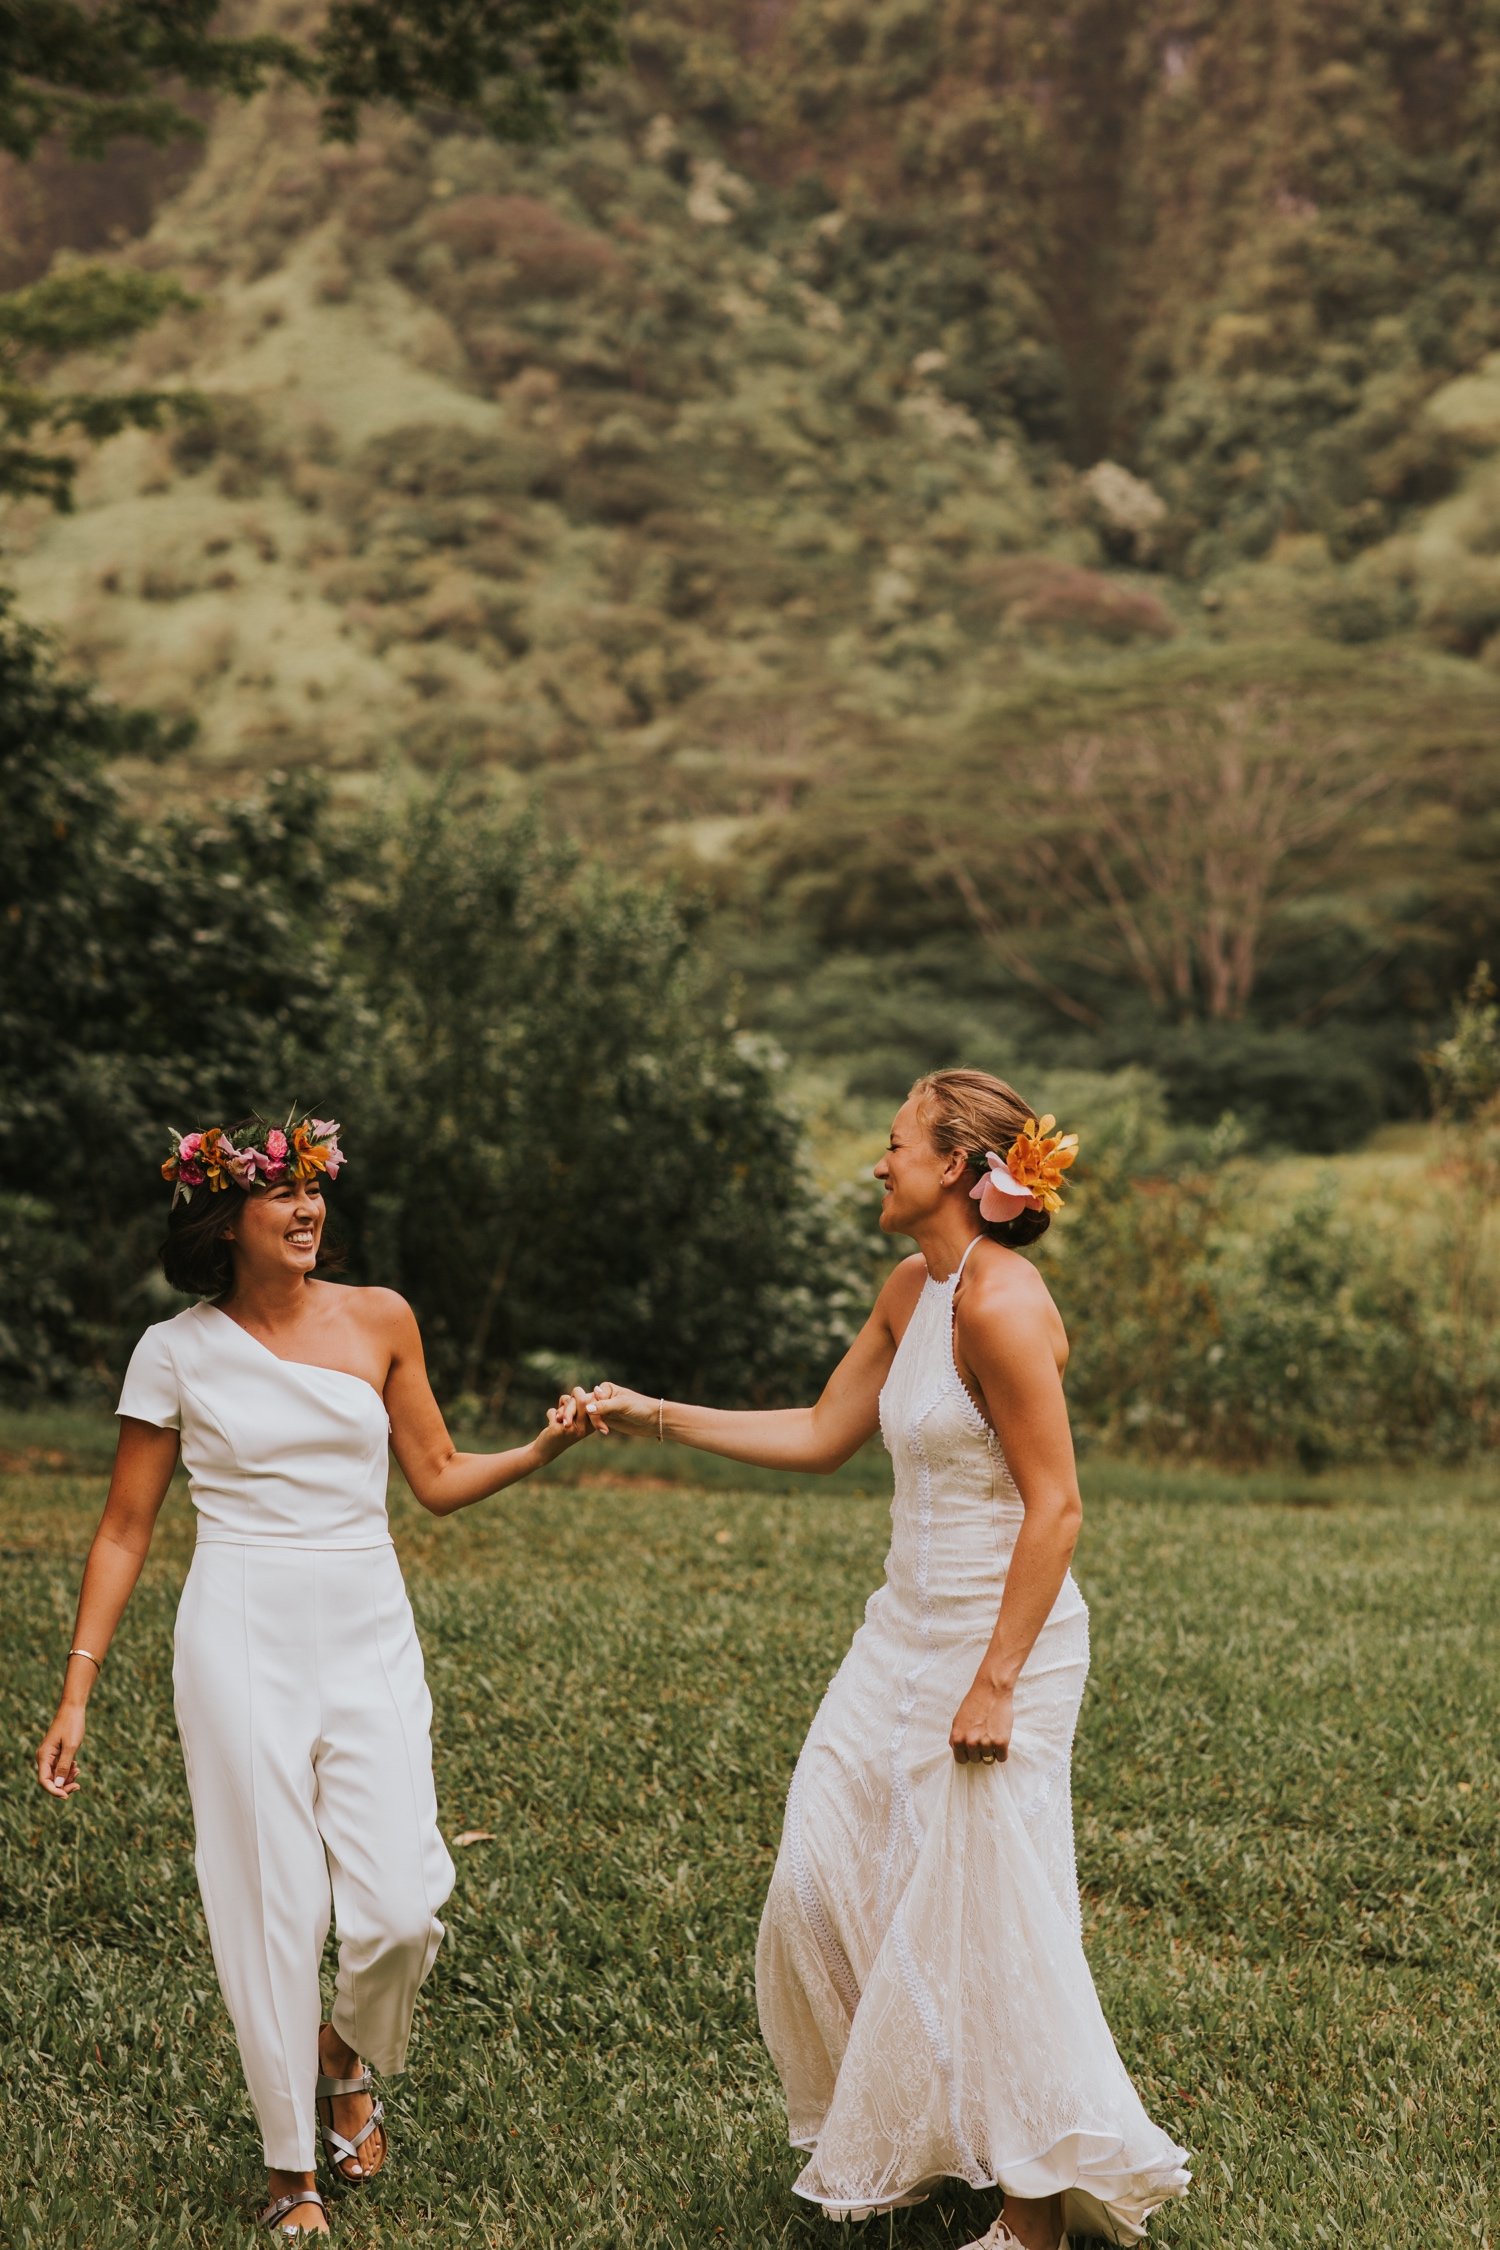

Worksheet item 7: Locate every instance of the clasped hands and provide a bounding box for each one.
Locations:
[546,1379,657,1445]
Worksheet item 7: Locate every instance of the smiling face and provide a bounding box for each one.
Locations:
[221,1176,326,1281]
[873,1095,969,1236]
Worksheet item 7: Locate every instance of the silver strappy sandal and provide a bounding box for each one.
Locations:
[258,2187,329,2235]
[315,2067,386,2184]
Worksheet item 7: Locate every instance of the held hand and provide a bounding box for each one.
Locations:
[582,1381,658,1439]
[37,1703,86,1797]
[533,1390,593,1464]
[949,1674,1014,1766]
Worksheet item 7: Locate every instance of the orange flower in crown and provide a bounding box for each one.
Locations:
[290,1121,339,1182]
[970,1113,1080,1220]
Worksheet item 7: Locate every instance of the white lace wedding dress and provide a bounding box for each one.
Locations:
[755,1245,1191,2243]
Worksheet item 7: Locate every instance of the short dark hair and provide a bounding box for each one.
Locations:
[160,1183,345,1298]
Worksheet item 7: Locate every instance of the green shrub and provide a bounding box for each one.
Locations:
[0,1193,92,1395]
[1048,1083,1483,1465]
[419,191,621,299]
[167,392,285,494]
[349,423,562,526]
[336,802,874,1409]
[1418,560,1500,655]
[1119,1020,1395,1150]
[1190,1192,1460,1469]
[0,604,350,1399]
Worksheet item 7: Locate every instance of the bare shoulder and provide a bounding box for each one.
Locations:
[875,1252,929,1334]
[956,1243,1068,1362]
[317,1281,417,1346]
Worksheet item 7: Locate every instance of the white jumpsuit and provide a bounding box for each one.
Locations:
[118,1302,455,2170]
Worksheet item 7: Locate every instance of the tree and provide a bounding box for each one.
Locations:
[0,2,623,161]
[0,599,353,1388]
[0,0,622,506]
[339,799,871,1410]
[933,695,1391,1025]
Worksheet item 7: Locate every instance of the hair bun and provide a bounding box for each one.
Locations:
[988,1205,1050,1248]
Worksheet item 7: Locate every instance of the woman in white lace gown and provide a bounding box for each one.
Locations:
[583,1071,1189,2250]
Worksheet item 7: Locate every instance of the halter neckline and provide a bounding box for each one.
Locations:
[927,1235,983,1289]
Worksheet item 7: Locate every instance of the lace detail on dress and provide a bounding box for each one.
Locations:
[786,1756,861,2018]
[754,1254,1190,2241]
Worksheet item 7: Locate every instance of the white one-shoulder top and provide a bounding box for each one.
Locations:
[117,1302,393,1549]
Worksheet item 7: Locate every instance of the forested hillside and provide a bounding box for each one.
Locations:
[6,0,1500,1138]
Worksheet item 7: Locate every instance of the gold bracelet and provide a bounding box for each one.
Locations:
[657,1397,665,1443]
[67,1647,102,1672]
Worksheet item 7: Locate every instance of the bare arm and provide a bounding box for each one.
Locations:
[380,1293,586,1515]
[948,1265,1083,1764]
[581,1260,924,1474]
[36,1417,180,1797]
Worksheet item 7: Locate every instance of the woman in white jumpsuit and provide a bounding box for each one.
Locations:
[37,1115,587,2235]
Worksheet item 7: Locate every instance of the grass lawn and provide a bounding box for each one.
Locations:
[1,1417,1495,2249]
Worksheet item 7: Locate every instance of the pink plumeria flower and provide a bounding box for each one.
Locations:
[970,1149,1041,1222]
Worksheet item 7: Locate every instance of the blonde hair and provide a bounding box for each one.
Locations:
[909,1068,1050,1247]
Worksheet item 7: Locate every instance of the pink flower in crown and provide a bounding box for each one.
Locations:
[261,1126,289,1179]
[223,1145,262,1188]
[311,1120,346,1177]
[177,1131,203,1163]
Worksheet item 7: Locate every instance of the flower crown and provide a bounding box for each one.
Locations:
[162,1114,347,1207]
[970,1113,1079,1221]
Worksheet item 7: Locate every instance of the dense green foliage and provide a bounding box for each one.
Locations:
[0,605,862,1408]
[0,601,350,1384]
[3,1437,1495,2245]
[338,802,870,1408]
[7,605,1498,1459]
[1040,1072,1498,1466]
[0,1,622,162]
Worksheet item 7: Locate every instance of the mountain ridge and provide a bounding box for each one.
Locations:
[3,1,1500,1127]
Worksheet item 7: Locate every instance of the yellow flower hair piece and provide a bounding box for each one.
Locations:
[1005,1113,1080,1212]
[971,1113,1080,1221]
